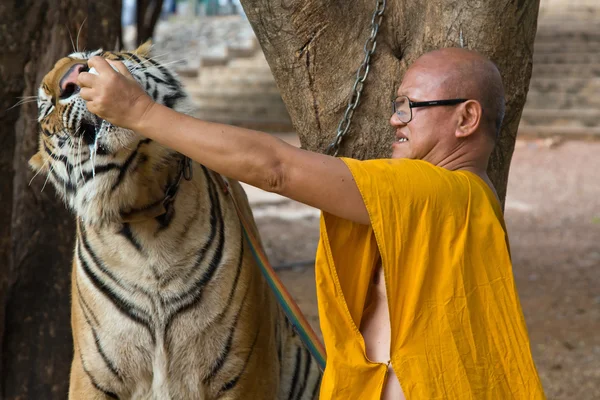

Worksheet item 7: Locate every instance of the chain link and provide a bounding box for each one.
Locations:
[326,0,386,156]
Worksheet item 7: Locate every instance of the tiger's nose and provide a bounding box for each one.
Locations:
[59,63,88,99]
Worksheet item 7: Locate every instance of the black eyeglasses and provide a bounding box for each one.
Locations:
[392,95,468,123]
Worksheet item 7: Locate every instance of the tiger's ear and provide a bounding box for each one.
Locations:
[29,152,48,173]
[134,40,152,57]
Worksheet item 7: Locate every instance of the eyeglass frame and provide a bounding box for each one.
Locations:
[391,95,469,123]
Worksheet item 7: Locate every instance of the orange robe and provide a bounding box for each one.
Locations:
[315,158,545,399]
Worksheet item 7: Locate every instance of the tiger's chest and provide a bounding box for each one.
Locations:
[72,212,247,399]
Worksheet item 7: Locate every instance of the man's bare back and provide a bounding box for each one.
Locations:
[360,263,405,400]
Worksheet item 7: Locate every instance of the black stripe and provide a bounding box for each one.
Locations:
[76,280,122,381]
[177,184,201,241]
[203,258,249,384]
[218,325,260,395]
[310,375,322,400]
[163,92,185,109]
[213,229,244,324]
[159,185,202,289]
[76,278,100,326]
[146,73,169,86]
[79,352,119,399]
[44,141,70,165]
[110,138,151,193]
[64,103,74,127]
[293,348,313,400]
[118,223,143,253]
[90,324,122,381]
[288,347,303,400]
[80,227,148,295]
[50,168,77,194]
[78,294,122,381]
[169,166,220,291]
[145,57,161,67]
[129,53,143,64]
[81,163,121,181]
[163,168,224,338]
[77,240,155,343]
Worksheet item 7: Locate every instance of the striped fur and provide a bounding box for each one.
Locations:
[29,42,321,400]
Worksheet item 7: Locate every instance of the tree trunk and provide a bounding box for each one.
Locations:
[240,0,540,207]
[0,2,120,399]
[136,0,165,45]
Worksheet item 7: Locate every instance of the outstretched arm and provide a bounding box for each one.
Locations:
[78,56,370,225]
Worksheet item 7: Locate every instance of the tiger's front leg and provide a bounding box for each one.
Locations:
[69,346,118,400]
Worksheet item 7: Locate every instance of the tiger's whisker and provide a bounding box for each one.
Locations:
[76,18,87,53]
[29,157,51,186]
[41,162,55,192]
[66,23,77,53]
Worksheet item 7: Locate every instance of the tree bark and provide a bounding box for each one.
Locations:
[240,0,540,207]
[0,2,120,399]
[136,0,165,45]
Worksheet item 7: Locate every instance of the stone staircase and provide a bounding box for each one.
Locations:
[178,35,293,132]
[520,0,600,139]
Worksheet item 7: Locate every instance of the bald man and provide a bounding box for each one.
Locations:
[79,47,546,399]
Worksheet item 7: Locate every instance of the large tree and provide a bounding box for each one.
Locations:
[241,0,540,206]
[0,2,121,399]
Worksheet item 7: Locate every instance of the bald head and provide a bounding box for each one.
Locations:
[412,48,505,140]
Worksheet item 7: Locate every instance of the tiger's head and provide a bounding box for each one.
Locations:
[29,42,195,224]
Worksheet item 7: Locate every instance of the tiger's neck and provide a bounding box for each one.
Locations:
[71,142,184,227]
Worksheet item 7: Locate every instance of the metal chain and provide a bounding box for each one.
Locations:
[326,0,386,156]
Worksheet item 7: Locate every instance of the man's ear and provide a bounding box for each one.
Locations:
[456,100,482,138]
[28,152,48,173]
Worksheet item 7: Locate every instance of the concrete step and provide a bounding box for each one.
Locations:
[532,63,600,77]
[201,66,276,80]
[534,42,600,53]
[198,69,277,85]
[528,77,600,93]
[192,110,293,132]
[518,124,600,139]
[228,54,271,69]
[524,91,600,109]
[535,31,600,42]
[186,85,282,97]
[537,21,600,31]
[520,109,600,127]
[533,52,600,64]
[192,96,289,112]
[192,103,291,119]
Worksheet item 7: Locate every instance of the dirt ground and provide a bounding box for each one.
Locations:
[253,140,600,400]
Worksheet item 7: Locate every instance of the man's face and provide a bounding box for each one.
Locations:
[389,63,459,161]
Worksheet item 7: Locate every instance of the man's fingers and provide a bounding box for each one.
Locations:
[107,60,132,78]
[88,56,115,75]
[77,71,97,88]
[79,87,93,101]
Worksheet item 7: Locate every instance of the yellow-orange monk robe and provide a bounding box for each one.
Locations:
[315,158,545,399]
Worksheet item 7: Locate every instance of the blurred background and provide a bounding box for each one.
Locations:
[1,0,598,398]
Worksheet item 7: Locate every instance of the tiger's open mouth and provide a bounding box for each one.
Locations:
[81,121,98,145]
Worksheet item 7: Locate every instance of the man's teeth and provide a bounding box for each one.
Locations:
[397,138,408,142]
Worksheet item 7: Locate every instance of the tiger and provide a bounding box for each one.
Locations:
[28,41,322,400]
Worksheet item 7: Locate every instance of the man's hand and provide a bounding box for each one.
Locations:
[78,56,155,130]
